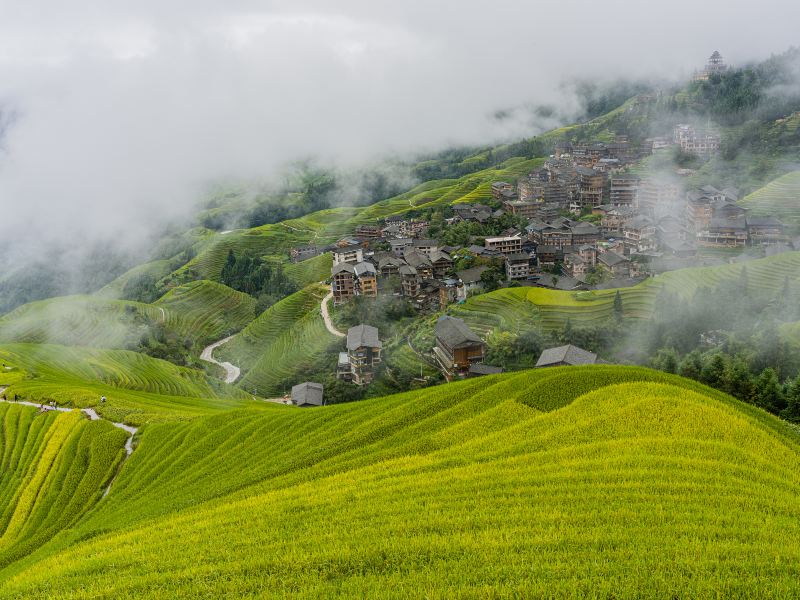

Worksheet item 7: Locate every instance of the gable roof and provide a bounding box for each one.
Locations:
[378,255,406,269]
[354,261,376,277]
[404,250,432,268]
[291,382,324,406]
[429,249,453,263]
[535,345,597,367]
[435,316,482,348]
[457,266,488,284]
[332,263,355,275]
[347,324,382,351]
[469,363,504,376]
[598,252,629,267]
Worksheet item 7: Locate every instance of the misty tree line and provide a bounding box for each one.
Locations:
[598,270,800,421]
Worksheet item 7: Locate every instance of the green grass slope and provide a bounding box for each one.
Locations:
[0,404,128,569]
[0,344,251,425]
[0,281,257,355]
[454,251,800,331]
[153,280,256,343]
[94,259,176,300]
[282,253,333,288]
[1,366,799,598]
[739,170,800,224]
[0,295,163,349]
[221,284,335,396]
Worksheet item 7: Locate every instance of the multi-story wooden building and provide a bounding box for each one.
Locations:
[505,253,531,280]
[433,316,486,377]
[696,218,748,247]
[354,225,382,240]
[353,262,378,297]
[484,234,523,256]
[346,324,382,385]
[575,167,606,209]
[674,124,720,156]
[610,173,640,207]
[746,216,787,245]
[491,181,515,200]
[503,199,541,219]
[622,216,657,253]
[331,263,355,304]
[399,265,420,297]
[332,244,364,266]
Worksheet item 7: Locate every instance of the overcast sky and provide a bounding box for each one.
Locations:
[0,0,798,248]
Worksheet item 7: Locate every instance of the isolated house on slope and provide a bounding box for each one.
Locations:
[291,382,324,407]
[433,316,485,377]
[535,345,598,367]
[346,324,382,385]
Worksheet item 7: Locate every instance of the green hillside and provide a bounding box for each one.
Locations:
[95,259,176,300]
[221,284,335,396]
[0,404,128,569]
[0,343,251,425]
[739,170,800,224]
[153,280,256,343]
[170,157,542,284]
[454,251,800,331]
[282,253,333,288]
[0,295,164,349]
[1,366,799,597]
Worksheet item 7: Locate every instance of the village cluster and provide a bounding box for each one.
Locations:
[286,52,793,405]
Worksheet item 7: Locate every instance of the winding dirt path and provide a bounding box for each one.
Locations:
[321,291,345,338]
[0,388,138,496]
[200,335,241,383]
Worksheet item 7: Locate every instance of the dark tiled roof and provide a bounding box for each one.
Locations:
[536,345,597,367]
[436,316,482,348]
[598,252,628,267]
[457,266,488,284]
[354,262,376,277]
[332,263,355,275]
[469,364,504,376]
[347,324,381,351]
[291,382,324,406]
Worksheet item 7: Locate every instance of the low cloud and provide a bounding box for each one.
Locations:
[0,0,798,253]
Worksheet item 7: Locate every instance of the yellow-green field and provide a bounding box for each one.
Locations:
[0,344,251,425]
[739,170,800,223]
[0,366,798,597]
[454,251,800,331]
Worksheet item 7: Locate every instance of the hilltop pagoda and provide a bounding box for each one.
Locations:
[693,51,728,81]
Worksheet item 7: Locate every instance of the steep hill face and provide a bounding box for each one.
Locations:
[0,367,798,598]
[0,405,128,569]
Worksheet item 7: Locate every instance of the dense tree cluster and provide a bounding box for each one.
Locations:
[221,250,297,311]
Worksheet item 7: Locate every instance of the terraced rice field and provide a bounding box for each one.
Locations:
[451,287,543,335]
[0,344,250,425]
[221,284,335,395]
[1,366,799,597]
[0,403,128,568]
[154,280,256,343]
[95,259,175,300]
[383,340,440,383]
[739,170,800,223]
[457,252,800,331]
[282,253,333,288]
[0,295,163,349]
